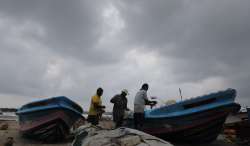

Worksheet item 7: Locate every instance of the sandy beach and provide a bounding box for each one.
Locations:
[0,119,239,146]
[0,120,70,146]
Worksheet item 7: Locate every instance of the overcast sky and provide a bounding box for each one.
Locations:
[0,0,249,111]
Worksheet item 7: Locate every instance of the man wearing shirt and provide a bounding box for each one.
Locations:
[134,83,157,129]
[110,89,129,128]
[88,87,106,125]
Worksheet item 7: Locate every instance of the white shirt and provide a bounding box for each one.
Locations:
[134,90,148,113]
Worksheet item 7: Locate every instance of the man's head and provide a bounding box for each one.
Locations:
[96,87,103,96]
[121,89,129,97]
[141,83,149,91]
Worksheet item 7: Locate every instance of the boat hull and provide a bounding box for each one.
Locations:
[17,96,84,142]
[151,103,239,143]
[125,103,240,143]
[19,110,79,142]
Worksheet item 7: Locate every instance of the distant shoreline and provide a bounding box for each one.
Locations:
[0,108,18,112]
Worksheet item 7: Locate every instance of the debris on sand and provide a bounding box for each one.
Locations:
[0,123,9,130]
[223,110,250,146]
[4,137,14,146]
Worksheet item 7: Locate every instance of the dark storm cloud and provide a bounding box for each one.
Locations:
[0,0,124,108]
[114,0,250,105]
[116,0,250,77]
[0,0,249,108]
[0,0,120,64]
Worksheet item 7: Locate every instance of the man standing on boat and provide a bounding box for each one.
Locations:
[134,83,157,129]
[110,89,130,128]
[87,87,106,125]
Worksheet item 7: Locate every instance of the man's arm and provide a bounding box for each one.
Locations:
[143,91,151,105]
[92,97,105,109]
[125,98,130,111]
[143,92,157,106]
[144,99,151,105]
[110,95,118,103]
[93,103,106,109]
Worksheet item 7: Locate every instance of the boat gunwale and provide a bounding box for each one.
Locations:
[16,104,84,118]
[145,102,240,119]
[16,96,84,118]
[144,88,238,118]
[17,96,83,112]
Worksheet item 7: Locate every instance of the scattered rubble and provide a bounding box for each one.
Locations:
[0,123,9,130]
[4,137,14,146]
[224,112,250,146]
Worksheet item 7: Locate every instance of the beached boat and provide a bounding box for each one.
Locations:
[16,96,84,142]
[124,88,241,143]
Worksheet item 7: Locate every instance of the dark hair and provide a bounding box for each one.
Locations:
[96,87,103,96]
[141,83,149,90]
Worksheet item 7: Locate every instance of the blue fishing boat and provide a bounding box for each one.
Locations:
[16,96,84,142]
[124,88,241,143]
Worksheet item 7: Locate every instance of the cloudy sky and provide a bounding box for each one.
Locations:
[0,0,249,111]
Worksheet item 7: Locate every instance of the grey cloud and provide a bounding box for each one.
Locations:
[0,0,249,109]
[114,0,184,48]
[114,0,250,105]
[0,0,120,64]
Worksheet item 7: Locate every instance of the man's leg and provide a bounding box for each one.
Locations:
[138,113,145,129]
[94,115,99,125]
[87,115,94,124]
[87,115,98,125]
[115,116,123,128]
[134,113,139,129]
[113,112,119,128]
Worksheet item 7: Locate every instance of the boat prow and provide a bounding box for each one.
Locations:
[16,96,84,142]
